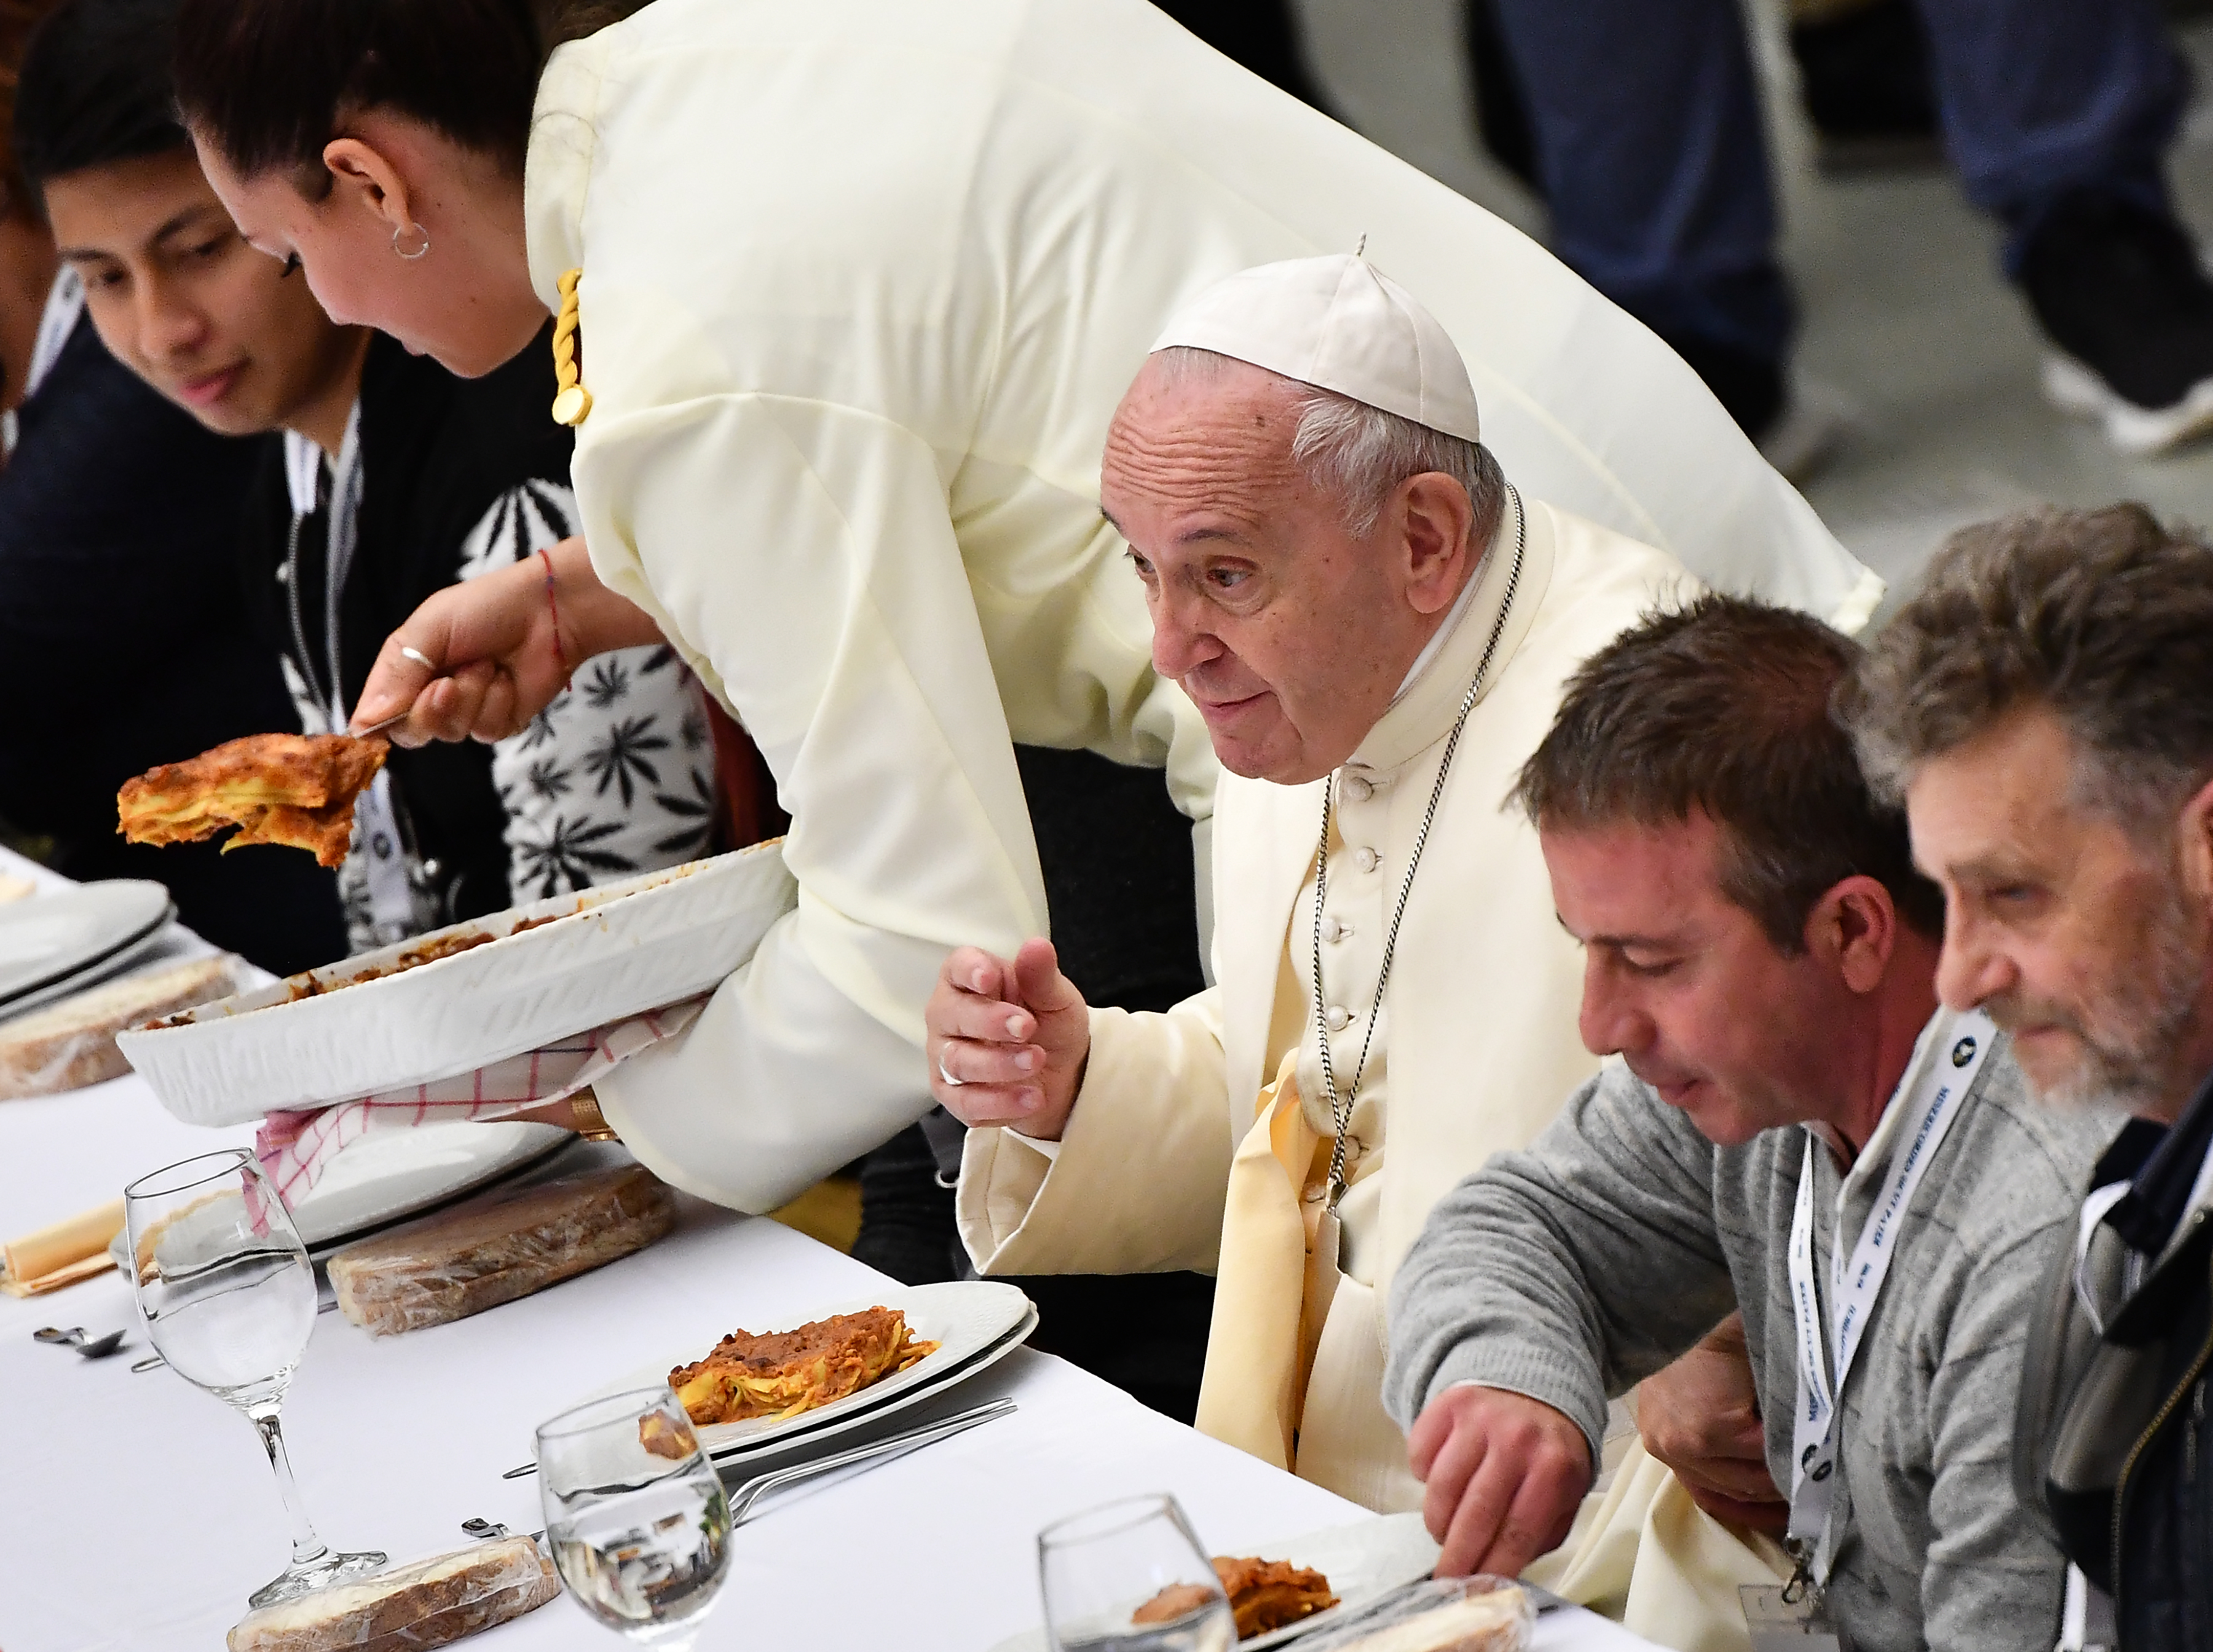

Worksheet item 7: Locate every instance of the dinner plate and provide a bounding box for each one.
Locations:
[108,1122,575,1268]
[117,843,796,1127]
[0,880,171,1006]
[0,922,180,1025]
[984,1512,1442,1652]
[702,1300,1038,1468]
[580,1279,1034,1457]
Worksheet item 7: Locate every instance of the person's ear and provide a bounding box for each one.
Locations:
[321,137,416,239]
[1809,875,1898,995]
[1396,472,1474,617]
[2176,774,2213,915]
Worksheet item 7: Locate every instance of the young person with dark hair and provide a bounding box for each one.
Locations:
[16,0,713,950]
[0,0,345,973]
[1387,596,2112,1650]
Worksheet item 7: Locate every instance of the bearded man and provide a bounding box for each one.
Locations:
[1838,504,2213,1649]
[927,253,1703,1509]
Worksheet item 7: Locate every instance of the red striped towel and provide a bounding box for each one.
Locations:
[252,997,708,1209]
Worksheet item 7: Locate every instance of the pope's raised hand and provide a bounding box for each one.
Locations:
[927,938,1091,1138]
[350,535,661,747]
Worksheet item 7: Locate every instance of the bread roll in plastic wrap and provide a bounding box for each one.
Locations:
[1299,1577,1533,1652]
[329,1163,675,1335]
[226,1537,559,1651]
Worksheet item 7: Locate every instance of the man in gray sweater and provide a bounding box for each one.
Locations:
[1384,596,2116,1651]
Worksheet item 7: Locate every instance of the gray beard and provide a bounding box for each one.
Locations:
[1997,892,2208,1113]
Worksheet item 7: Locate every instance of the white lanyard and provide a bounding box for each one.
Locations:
[1784,1007,1996,1592]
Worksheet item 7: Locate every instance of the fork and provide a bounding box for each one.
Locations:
[464,1395,1015,1547]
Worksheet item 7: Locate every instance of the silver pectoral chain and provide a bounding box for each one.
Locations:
[1310,485,1526,1206]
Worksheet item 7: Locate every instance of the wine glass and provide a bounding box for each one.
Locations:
[537,1385,732,1649]
[1038,1493,1235,1652]
[123,1148,386,1607]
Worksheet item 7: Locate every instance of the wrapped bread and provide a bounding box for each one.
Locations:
[329,1163,675,1335]
[227,1537,558,1651]
[1301,1579,1531,1652]
[0,955,240,1099]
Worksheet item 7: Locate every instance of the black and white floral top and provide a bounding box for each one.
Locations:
[251,330,716,953]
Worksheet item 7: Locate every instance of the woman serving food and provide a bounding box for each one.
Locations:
[170,0,1865,1220]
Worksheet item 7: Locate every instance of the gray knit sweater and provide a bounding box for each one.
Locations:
[1384,1039,2117,1652]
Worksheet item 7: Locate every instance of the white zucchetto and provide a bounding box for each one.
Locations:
[1148,253,1482,444]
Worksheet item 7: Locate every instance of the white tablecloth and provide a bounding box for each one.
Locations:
[0,851,1652,1652]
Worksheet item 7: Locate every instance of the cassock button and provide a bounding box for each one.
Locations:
[1353,846,1379,873]
[1343,775,1373,803]
[1324,917,1350,943]
[1325,1005,1351,1031]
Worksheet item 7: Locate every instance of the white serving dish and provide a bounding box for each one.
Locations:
[117,844,795,1127]
[985,1512,1444,1652]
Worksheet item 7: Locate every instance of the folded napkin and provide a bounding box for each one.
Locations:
[253,997,709,1210]
[2,1197,124,1296]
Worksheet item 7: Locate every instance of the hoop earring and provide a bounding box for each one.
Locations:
[392,222,430,261]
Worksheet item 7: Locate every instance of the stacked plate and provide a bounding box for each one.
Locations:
[519,1279,1038,1477]
[0,880,175,1024]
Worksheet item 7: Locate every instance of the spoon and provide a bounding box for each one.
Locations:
[33,1326,126,1358]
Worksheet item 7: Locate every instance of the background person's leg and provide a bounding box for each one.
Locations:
[1916,0,2213,449]
[1480,0,1795,442]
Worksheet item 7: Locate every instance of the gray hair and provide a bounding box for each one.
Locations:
[1835,503,2213,837]
[1150,345,1506,542]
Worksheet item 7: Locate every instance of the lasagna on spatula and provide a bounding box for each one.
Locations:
[668,1306,939,1425]
[117,733,388,870]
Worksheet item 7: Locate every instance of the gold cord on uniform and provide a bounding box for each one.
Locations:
[550,267,593,427]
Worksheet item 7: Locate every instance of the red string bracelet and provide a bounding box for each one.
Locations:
[537,546,570,672]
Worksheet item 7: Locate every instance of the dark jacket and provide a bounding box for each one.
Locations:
[242,328,576,937]
[0,315,344,974]
[2016,1080,2213,1647]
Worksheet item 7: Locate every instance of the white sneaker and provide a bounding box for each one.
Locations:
[2042,353,2213,458]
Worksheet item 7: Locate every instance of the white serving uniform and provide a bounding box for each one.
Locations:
[959,497,1693,1509]
[524,0,1874,1212]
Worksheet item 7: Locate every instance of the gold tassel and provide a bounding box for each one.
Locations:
[550,267,593,426]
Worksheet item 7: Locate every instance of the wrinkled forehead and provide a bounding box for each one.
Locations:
[1101,356,1309,518]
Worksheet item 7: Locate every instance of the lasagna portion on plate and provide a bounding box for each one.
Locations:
[1137,1558,1341,1641]
[668,1306,939,1425]
[117,733,387,870]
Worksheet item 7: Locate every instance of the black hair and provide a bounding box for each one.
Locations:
[13,0,187,206]
[172,0,641,189]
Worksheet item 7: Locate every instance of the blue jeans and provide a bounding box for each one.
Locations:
[1483,0,2192,364]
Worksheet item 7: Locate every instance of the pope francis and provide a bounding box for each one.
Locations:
[932,255,1694,1511]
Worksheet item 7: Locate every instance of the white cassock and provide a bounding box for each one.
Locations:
[959,494,1692,1509]
[525,0,1877,1211]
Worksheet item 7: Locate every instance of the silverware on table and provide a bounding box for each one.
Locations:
[470,1395,1016,1540]
[32,1325,126,1359]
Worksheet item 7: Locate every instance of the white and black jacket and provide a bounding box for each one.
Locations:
[247,328,714,952]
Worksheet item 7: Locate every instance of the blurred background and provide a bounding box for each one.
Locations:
[1173,0,2213,620]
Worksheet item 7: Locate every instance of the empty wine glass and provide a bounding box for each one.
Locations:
[537,1385,732,1649]
[1038,1493,1234,1652]
[123,1148,385,1607]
